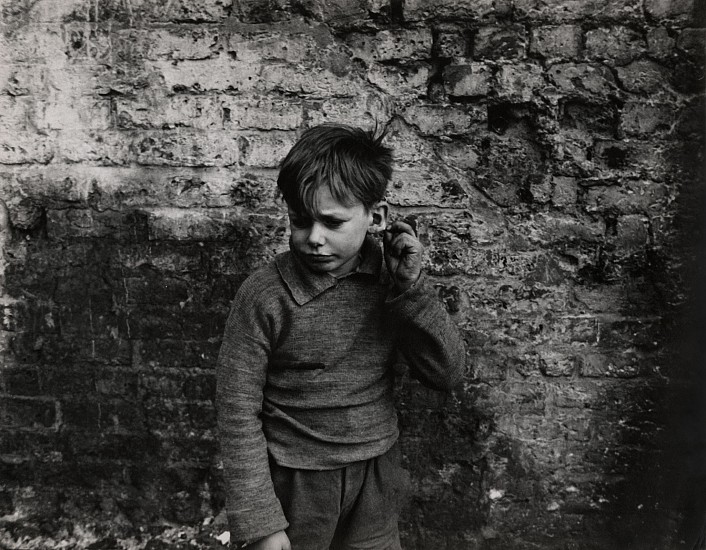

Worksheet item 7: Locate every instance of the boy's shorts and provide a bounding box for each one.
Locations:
[269,443,411,550]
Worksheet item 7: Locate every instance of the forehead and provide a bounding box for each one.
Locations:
[289,185,366,217]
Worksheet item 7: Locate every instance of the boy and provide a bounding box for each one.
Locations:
[216,124,465,550]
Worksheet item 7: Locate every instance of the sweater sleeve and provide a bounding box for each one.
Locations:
[216,280,289,543]
[386,274,466,391]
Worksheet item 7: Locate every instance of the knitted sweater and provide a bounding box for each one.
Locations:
[216,236,465,543]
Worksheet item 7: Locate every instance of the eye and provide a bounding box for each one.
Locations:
[323,219,344,229]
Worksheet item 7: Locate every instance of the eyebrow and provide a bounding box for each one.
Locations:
[288,208,350,224]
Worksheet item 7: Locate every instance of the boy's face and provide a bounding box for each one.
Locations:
[288,186,386,278]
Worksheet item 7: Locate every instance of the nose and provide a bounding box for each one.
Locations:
[307,222,326,248]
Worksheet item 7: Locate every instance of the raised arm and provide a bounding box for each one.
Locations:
[383,219,465,390]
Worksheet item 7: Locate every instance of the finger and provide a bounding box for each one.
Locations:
[386,220,417,238]
[389,232,420,257]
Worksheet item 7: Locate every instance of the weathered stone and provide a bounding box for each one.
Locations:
[434,30,468,59]
[495,63,546,101]
[399,103,484,136]
[346,29,432,62]
[548,63,618,97]
[584,26,646,65]
[551,175,578,207]
[645,0,697,23]
[677,28,706,58]
[366,64,431,98]
[646,27,676,59]
[403,0,499,22]
[583,180,668,215]
[474,25,527,60]
[620,101,676,136]
[615,60,670,94]
[514,0,643,23]
[305,93,392,127]
[132,130,240,167]
[443,62,492,97]
[530,25,583,59]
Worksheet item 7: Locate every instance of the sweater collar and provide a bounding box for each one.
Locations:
[275,236,383,305]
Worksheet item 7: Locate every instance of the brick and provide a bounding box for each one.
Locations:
[95,369,139,397]
[443,63,492,98]
[123,276,190,306]
[677,28,706,57]
[362,63,430,99]
[116,96,223,130]
[530,175,552,203]
[646,27,676,59]
[495,63,546,101]
[143,398,216,433]
[0,25,66,63]
[237,131,299,168]
[530,25,582,59]
[403,0,500,21]
[305,93,392,127]
[228,31,320,65]
[467,351,509,382]
[346,29,432,62]
[143,27,221,61]
[584,180,668,215]
[143,207,248,241]
[514,0,643,23]
[54,131,132,165]
[548,63,618,97]
[386,167,470,209]
[417,211,508,276]
[562,100,619,137]
[584,26,646,65]
[2,165,241,210]
[612,214,650,253]
[675,97,705,138]
[645,0,697,23]
[552,176,578,207]
[0,64,48,97]
[0,97,34,133]
[593,140,703,182]
[0,133,54,165]
[615,60,670,94]
[222,98,304,130]
[620,101,677,136]
[152,56,261,93]
[0,397,56,429]
[260,63,365,98]
[474,26,527,60]
[134,339,220,370]
[399,103,484,136]
[3,368,40,396]
[132,130,239,167]
[434,30,468,59]
[538,350,577,376]
[34,97,112,131]
[46,209,149,241]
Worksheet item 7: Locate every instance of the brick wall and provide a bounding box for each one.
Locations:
[1,0,704,548]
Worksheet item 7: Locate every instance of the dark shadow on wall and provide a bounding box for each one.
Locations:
[598,128,706,548]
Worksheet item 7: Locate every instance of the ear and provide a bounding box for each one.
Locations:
[367,201,388,234]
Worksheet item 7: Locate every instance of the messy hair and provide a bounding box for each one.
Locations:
[277,124,393,215]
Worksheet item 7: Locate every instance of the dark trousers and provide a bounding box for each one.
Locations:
[270,444,411,550]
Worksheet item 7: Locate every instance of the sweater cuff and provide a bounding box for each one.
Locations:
[227,504,289,546]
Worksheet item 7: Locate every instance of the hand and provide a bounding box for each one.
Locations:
[247,530,291,550]
[383,218,423,293]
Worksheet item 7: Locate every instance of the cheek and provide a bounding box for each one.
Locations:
[289,226,307,244]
